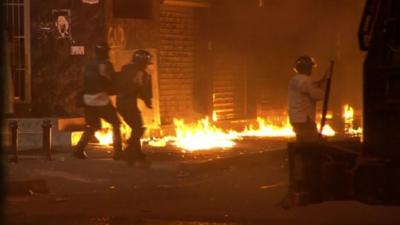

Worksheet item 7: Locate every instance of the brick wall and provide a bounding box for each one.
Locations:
[158,5,198,124]
[158,3,248,122]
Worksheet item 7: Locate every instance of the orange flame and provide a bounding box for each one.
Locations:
[72,110,342,151]
[241,117,335,137]
[212,111,218,122]
[241,117,295,137]
[173,117,237,151]
[72,115,336,150]
[71,119,132,146]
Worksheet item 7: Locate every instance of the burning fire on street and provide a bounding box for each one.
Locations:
[343,104,363,137]
[71,104,362,151]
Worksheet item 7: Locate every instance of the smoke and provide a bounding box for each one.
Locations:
[209,0,366,113]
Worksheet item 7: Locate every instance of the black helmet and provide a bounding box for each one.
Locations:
[294,55,316,75]
[95,43,110,60]
[132,50,152,65]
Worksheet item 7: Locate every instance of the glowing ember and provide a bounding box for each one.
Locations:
[173,117,237,151]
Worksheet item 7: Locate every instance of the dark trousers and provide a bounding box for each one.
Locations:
[116,97,145,153]
[76,104,122,152]
[291,120,320,143]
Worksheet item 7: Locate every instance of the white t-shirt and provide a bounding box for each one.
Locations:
[82,63,112,107]
[83,92,110,106]
[288,74,325,123]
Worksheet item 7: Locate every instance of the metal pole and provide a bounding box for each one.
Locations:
[42,120,52,160]
[9,120,18,163]
[319,60,335,135]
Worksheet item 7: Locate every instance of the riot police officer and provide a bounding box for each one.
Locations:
[288,55,327,142]
[115,50,153,162]
[73,43,123,159]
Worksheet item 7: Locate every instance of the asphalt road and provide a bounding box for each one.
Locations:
[5,142,400,225]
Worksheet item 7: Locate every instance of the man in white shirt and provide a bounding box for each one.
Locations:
[288,56,327,142]
[73,44,122,159]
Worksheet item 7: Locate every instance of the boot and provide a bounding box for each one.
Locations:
[112,126,124,160]
[73,149,88,159]
[124,137,146,163]
[72,128,93,159]
[73,141,88,159]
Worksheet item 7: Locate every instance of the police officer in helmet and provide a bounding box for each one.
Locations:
[288,55,327,142]
[73,43,123,159]
[116,49,153,162]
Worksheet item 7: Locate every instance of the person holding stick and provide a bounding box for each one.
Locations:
[288,56,329,142]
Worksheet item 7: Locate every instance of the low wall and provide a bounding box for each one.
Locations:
[2,118,72,150]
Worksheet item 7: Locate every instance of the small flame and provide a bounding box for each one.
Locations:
[320,124,336,136]
[344,104,354,123]
[94,120,113,145]
[343,104,362,136]
[242,117,335,137]
[71,119,132,146]
[212,111,218,122]
[241,117,295,137]
[71,131,83,146]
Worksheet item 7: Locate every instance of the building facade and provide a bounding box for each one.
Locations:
[4,0,365,125]
[5,0,231,126]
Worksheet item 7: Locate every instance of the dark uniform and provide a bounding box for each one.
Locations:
[115,50,152,161]
[74,45,122,159]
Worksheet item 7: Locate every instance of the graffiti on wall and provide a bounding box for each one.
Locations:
[107,24,126,49]
[82,0,99,4]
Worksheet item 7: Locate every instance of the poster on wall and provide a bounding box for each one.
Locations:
[82,0,99,4]
[70,46,85,55]
[52,9,71,39]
